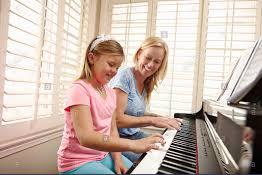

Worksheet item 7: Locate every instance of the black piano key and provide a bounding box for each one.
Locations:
[172,141,196,149]
[165,152,196,165]
[176,134,195,139]
[168,145,196,157]
[163,155,196,169]
[158,169,173,174]
[169,145,196,155]
[167,150,196,160]
[162,159,196,172]
[171,141,196,150]
[174,136,196,144]
[176,131,195,137]
[159,162,195,174]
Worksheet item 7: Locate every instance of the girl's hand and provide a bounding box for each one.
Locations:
[130,133,165,153]
[114,157,128,174]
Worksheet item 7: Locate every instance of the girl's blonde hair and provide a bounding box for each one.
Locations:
[78,36,124,80]
[133,36,169,103]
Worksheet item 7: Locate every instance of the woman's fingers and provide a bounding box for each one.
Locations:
[175,117,183,123]
[151,117,183,130]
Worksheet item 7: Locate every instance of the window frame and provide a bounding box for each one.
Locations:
[0,0,97,158]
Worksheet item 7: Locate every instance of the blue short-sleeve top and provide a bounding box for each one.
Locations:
[109,67,146,136]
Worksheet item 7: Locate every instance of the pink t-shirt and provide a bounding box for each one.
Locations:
[57,80,116,172]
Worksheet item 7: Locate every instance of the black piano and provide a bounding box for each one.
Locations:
[128,38,262,174]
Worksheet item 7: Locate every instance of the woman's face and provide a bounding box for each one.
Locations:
[136,46,164,78]
[91,54,123,85]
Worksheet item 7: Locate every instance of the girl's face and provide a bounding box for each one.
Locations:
[136,46,164,78]
[90,54,123,85]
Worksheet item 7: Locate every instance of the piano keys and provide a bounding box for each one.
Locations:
[130,112,224,174]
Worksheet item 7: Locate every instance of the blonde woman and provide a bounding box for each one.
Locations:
[110,36,182,162]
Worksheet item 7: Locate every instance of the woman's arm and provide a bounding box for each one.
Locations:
[144,112,162,117]
[71,105,164,152]
[114,88,181,130]
[114,88,154,128]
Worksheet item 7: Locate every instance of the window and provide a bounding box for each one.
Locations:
[152,0,200,114]
[59,0,83,114]
[3,0,46,122]
[0,0,92,154]
[110,1,149,66]
[203,0,258,100]
[105,0,200,114]
[102,0,261,115]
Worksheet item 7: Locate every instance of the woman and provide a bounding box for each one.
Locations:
[110,36,182,162]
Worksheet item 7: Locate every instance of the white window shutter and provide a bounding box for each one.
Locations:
[3,0,44,122]
[110,1,149,66]
[2,0,89,122]
[151,0,200,115]
[59,0,82,115]
[203,0,258,101]
[108,0,201,115]
[81,0,90,61]
[38,0,59,118]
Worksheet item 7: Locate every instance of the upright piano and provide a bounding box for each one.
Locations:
[127,100,261,174]
[128,37,262,174]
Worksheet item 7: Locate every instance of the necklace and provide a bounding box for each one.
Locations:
[96,85,106,96]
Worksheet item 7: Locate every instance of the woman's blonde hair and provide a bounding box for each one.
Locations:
[133,36,169,103]
[78,36,124,80]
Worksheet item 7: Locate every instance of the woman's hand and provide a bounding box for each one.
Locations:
[130,133,165,153]
[151,117,182,130]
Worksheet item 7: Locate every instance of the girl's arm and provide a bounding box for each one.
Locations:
[110,111,128,174]
[114,88,181,130]
[71,105,163,152]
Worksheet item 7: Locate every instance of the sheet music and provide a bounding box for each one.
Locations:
[218,40,258,103]
[228,38,262,103]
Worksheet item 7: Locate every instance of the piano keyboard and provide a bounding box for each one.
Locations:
[130,115,223,174]
[157,118,197,174]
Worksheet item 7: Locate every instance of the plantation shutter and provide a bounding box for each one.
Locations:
[150,0,200,114]
[2,0,88,122]
[110,1,149,66]
[58,0,83,114]
[3,0,45,122]
[38,0,59,118]
[203,0,258,100]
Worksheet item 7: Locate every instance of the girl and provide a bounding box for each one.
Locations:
[110,36,182,162]
[57,35,165,174]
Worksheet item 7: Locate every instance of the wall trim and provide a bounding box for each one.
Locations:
[0,126,63,159]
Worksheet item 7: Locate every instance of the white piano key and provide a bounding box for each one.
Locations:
[131,129,178,174]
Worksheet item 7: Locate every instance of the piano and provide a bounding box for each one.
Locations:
[128,100,261,174]
[128,37,262,174]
